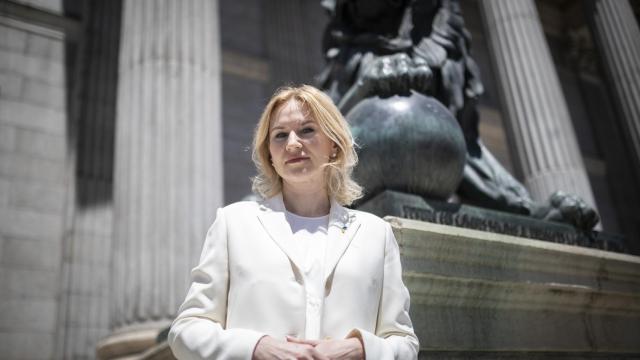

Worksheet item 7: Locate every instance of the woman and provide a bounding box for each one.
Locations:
[168,85,419,359]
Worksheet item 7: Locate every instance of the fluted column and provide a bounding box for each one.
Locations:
[101,0,223,357]
[480,0,597,208]
[590,0,640,174]
[56,1,121,358]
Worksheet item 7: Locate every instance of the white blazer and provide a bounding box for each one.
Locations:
[168,194,419,359]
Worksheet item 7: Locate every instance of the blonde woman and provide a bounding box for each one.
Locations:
[169,85,419,360]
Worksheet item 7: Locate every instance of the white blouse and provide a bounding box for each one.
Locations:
[284,210,330,339]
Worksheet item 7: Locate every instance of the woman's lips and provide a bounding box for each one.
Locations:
[286,157,309,164]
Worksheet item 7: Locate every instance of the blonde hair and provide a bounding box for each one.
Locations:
[251,85,363,206]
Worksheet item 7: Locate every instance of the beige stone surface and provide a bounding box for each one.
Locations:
[0,48,64,85]
[0,331,54,360]
[0,11,68,360]
[390,217,640,355]
[9,180,66,212]
[0,72,23,99]
[0,99,66,135]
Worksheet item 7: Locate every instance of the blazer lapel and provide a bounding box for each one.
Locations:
[324,199,361,284]
[256,194,361,282]
[256,194,305,271]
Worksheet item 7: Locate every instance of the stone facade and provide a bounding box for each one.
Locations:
[0,0,639,359]
[0,1,68,358]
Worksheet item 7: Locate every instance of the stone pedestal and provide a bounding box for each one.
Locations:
[480,0,597,209]
[589,0,640,177]
[391,217,640,358]
[100,1,223,358]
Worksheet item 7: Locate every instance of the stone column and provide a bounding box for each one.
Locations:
[56,1,121,358]
[479,0,597,207]
[589,0,640,175]
[98,0,223,358]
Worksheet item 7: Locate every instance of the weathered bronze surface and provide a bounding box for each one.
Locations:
[317,0,599,230]
[348,92,466,201]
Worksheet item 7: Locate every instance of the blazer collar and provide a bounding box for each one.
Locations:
[256,193,361,282]
[324,197,361,284]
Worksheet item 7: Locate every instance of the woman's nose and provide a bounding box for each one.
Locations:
[286,132,302,151]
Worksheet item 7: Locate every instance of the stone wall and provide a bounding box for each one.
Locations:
[391,217,640,358]
[0,3,68,358]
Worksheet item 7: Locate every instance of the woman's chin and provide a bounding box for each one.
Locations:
[281,171,324,188]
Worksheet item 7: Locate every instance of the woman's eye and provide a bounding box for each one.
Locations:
[273,132,287,139]
[301,127,315,134]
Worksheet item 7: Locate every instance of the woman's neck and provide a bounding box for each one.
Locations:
[281,182,330,217]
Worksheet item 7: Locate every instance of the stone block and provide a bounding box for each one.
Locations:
[0,330,54,360]
[4,267,59,297]
[70,236,112,267]
[62,326,109,359]
[0,24,27,52]
[15,127,66,161]
[22,78,65,110]
[0,151,66,183]
[0,178,9,206]
[9,180,66,213]
[75,203,114,237]
[50,39,63,62]
[70,233,110,267]
[390,217,640,356]
[0,98,66,135]
[67,263,99,295]
[0,49,64,86]
[86,297,105,328]
[0,124,16,152]
[0,207,64,240]
[65,293,110,329]
[0,71,24,99]
[0,271,6,296]
[65,294,90,327]
[1,237,61,270]
[98,297,109,326]
[25,33,55,60]
[0,298,58,332]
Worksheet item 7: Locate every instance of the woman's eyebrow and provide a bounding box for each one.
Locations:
[271,120,315,132]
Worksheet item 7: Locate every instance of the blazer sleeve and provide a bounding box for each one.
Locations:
[347,221,420,360]
[168,207,266,360]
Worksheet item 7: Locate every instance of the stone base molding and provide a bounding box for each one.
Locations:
[96,322,170,360]
[391,217,640,357]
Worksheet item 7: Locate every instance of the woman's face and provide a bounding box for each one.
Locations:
[268,100,336,190]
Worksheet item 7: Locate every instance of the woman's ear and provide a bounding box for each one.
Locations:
[331,143,338,158]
